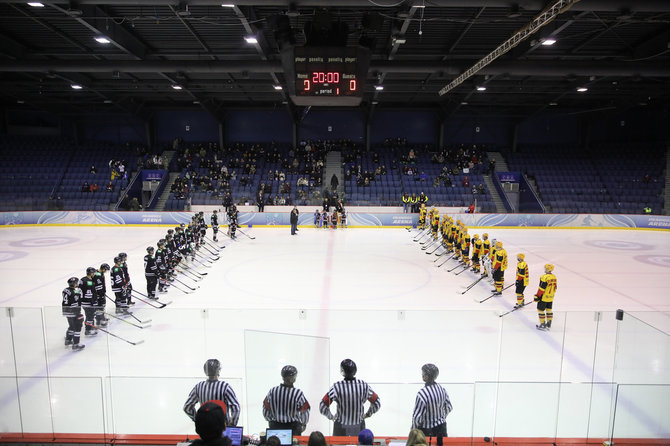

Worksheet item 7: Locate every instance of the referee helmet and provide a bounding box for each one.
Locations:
[281,365,298,378]
[340,359,357,379]
[422,363,439,381]
[204,359,221,378]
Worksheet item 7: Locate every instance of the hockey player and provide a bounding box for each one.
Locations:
[210,210,220,242]
[314,209,321,228]
[118,252,134,305]
[263,365,311,435]
[227,205,238,239]
[155,239,169,293]
[534,264,558,331]
[198,211,207,244]
[144,246,158,299]
[411,364,453,446]
[492,241,507,295]
[480,234,491,277]
[80,267,98,336]
[340,209,347,228]
[430,209,440,239]
[418,204,427,230]
[111,256,130,315]
[460,228,471,267]
[184,359,241,426]
[331,209,338,229]
[471,234,482,273]
[515,254,529,308]
[320,359,381,436]
[93,263,110,327]
[62,277,85,351]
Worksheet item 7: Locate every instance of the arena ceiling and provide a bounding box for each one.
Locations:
[1,0,670,120]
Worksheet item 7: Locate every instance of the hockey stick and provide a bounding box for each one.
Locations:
[448,262,465,272]
[433,249,446,261]
[194,249,218,262]
[421,238,437,249]
[103,295,152,324]
[237,228,256,240]
[204,239,223,252]
[131,290,172,308]
[413,229,430,242]
[461,275,486,294]
[176,267,202,281]
[426,243,442,255]
[454,265,470,275]
[104,311,152,329]
[498,300,533,317]
[160,278,194,294]
[84,322,144,346]
[420,235,435,245]
[190,256,212,268]
[177,261,206,276]
[199,243,220,256]
[205,235,227,248]
[474,283,515,304]
[437,253,456,267]
[174,276,199,290]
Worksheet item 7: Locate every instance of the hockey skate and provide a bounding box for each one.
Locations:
[536,323,548,331]
[84,329,98,336]
[100,319,108,327]
[64,338,73,346]
[72,344,85,351]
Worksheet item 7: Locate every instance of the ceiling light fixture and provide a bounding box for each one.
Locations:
[375,85,384,91]
[95,37,111,44]
[476,86,486,91]
[221,3,235,7]
[172,85,183,90]
[17,99,25,104]
[541,38,556,46]
[461,101,468,105]
[244,36,258,44]
[71,84,83,90]
[27,2,44,7]
[549,102,558,106]
[273,85,283,90]
[577,87,588,92]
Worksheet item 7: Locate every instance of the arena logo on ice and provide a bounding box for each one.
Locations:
[583,240,653,251]
[634,255,670,268]
[647,218,670,227]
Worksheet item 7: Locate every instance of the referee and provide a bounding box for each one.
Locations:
[184,359,241,426]
[319,359,381,436]
[411,364,453,446]
[262,365,311,435]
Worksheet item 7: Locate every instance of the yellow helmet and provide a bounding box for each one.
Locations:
[545,263,554,272]
[473,234,479,239]
[496,241,503,248]
[463,228,468,233]
[482,233,488,239]
[517,253,525,260]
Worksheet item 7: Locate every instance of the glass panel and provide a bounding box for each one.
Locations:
[10,308,47,377]
[0,376,23,434]
[0,308,17,376]
[494,382,560,438]
[50,376,105,434]
[612,384,670,440]
[613,313,670,385]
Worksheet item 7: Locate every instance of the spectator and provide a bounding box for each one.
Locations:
[331,174,339,191]
[358,429,374,445]
[406,429,428,446]
[89,183,98,193]
[266,437,281,446]
[191,401,230,446]
[419,171,427,182]
[90,165,97,174]
[81,181,90,192]
[477,183,485,194]
[402,193,410,213]
[307,432,327,446]
[467,202,475,214]
[106,182,114,192]
[462,176,470,188]
[129,197,142,211]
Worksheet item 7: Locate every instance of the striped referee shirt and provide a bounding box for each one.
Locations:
[411,382,453,429]
[319,378,381,425]
[183,379,241,426]
[263,384,311,425]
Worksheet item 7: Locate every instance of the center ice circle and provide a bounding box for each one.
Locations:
[583,240,652,251]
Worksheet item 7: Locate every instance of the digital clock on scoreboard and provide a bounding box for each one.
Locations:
[283,46,370,106]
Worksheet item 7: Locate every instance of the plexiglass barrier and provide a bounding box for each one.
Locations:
[0,306,667,443]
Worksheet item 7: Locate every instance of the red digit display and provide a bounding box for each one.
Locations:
[303,79,310,91]
[349,80,356,91]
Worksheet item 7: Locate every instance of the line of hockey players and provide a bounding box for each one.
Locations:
[414,204,558,331]
[62,210,230,352]
[313,208,347,229]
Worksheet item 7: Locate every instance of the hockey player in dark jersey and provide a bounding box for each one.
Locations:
[118,252,134,305]
[198,211,207,244]
[144,246,158,299]
[155,239,169,293]
[93,263,110,327]
[62,277,85,351]
[111,256,130,315]
[210,210,220,242]
[227,205,238,239]
[80,267,98,336]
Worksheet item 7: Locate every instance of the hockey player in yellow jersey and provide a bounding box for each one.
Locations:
[418,204,427,229]
[460,229,471,267]
[534,264,558,330]
[480,233,491,277]
[471,234,482,273]
[492,241,507,295]
[514,254,529,308]
[430,209,440,238]
[447,219,456,252]
[453,221,462,257]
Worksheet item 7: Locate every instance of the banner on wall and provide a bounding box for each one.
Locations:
[1,211,669,230]
[497,172,521,183]
[141,170,166,181]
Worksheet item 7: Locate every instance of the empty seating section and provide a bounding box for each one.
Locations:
[0,135,137,211]
[506,143,665,214]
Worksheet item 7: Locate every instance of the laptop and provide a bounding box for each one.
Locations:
[265,429,292,446]
[224,426,244,446]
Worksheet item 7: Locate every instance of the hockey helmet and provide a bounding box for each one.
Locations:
[180,223,186,228]
[340,359,357,379]
[67,277,79,286]
[100,263,110,272]
[204,359,221,378]
[213,209,217,213]
[463,228,468,233]
[147,246,154,253]
[473,234,479,239]
[166,234,173,240]
[199,211,204,216]
[113,256,123,264]
[496,241,503,248]
[482,233,488,239]
[86,266,96,276]
[421,363,439,381]
[281,365,298,378]
[118,252,127,260]
[545,263,555,273]
[167,229,174,235]
[158,238,166,246]
[517,253,525,261]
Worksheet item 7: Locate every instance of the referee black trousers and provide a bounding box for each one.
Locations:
[421,423,447,446]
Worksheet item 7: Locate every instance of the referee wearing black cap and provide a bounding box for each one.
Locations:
[262,365,311,435]
[411,364,453,446]
[319,359,381,436]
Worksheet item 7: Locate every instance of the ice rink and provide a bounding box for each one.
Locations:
[1,224,669,441]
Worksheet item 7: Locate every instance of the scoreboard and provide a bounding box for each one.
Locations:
[282,46,370,106]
